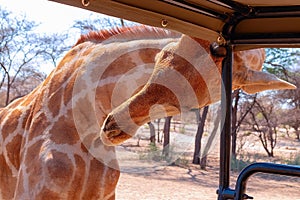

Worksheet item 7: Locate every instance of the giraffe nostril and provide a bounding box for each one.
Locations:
[103,115,120,132]
[106,129,122,138]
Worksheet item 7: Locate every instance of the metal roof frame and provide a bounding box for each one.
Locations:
[51,0,300,50]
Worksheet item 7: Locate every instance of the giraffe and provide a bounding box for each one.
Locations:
[100,33,296,146]
[0,25,295,199]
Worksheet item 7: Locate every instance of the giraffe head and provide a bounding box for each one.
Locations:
[100,35,296,146]
[231,49,295,94]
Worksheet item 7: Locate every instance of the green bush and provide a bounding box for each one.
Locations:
[139,143,186,165]
[231,156,252,172]
[138,143,163,162]
[285,153,300,165]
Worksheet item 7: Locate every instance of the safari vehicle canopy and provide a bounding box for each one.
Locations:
[50,0,300,50]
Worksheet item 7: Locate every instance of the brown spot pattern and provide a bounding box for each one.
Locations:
[2,109,22,140]
[0,154,16,199]
[6,134,23,169]
[48,87,63,117]
[36,187,61,199]
[82,159,104,199]
[28,113,50,141]
[68,154,86,199]
[49,114,79,145]
[45,150,74,188]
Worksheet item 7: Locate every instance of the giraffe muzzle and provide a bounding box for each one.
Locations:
[100,114,132,146]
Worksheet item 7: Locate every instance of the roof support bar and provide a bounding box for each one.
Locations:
[255,6,300,17]
[215,43,234,200]
[232,34,300,45]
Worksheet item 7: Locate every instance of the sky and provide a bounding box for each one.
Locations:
[0,0,123,74]
[0,0,109,33]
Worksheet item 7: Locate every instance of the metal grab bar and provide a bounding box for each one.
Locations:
[234,162,300,200]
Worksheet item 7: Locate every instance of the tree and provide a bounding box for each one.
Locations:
[162,116,172,157]
[264,48,299,110]
[233,48,299,157]
[155,119,162,143]
[0,7,69,106]
[231,90,257,158]
[280,104,300,140]
[264,48,300,78]
[245,94,280,157]
[264,48,300,140]
[192,107,209,169]
[277,68,300,141]
[200,105,222,169]
[148,122,156,144]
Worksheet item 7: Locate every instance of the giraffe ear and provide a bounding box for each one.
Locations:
[239,70,296,94]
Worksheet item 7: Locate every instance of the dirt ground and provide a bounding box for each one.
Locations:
[116,155,300,200]
[114,126,300,200]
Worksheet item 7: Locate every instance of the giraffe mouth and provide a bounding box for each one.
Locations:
[100,115,132,146]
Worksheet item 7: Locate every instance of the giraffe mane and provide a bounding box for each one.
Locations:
[74,25,181,46]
